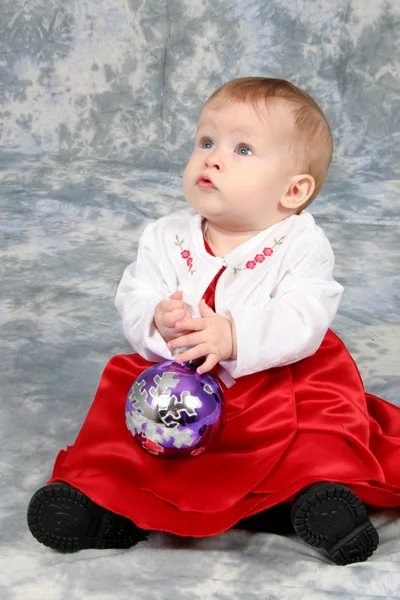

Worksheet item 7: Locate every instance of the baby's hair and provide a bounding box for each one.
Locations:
[205,77,333,208]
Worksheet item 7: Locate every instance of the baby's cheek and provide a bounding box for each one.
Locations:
[182,163,194,194]
[228,168,252,191]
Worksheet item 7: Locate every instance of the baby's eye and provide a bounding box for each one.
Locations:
[236,144,253,156]
[200,138,214,150]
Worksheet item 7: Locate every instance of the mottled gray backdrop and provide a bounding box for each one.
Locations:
[1,1,399,598]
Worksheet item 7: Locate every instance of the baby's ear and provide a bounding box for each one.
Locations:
[280,174,315,210]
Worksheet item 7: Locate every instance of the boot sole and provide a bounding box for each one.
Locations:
[291,483,379,565]
[27,483,146,553]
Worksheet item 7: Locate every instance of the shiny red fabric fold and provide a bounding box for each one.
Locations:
[49,328,400,536]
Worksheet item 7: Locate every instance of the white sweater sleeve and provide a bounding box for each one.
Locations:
[114,221,176,362]
[219,229,344,379]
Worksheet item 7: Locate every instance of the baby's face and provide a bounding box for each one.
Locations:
[183,100,298,231]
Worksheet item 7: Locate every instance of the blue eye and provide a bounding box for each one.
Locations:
[236,144,253,156]
[200,138,213,150]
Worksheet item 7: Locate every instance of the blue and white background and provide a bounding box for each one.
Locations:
[1,0,399,598]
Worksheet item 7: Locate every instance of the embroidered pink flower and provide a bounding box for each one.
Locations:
[233,236,285,275]
[175,235,196,274]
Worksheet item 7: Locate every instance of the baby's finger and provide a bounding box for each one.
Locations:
[175,343,209,364]
[163,308,186,327]
[183,309,193,321]
[175,317,206,331]
[163,299,185,311]
[168,330,205,351]
[196,354,218,374]
[170,291,183,300]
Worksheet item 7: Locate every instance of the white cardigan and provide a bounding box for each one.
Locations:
[115,208,343,379]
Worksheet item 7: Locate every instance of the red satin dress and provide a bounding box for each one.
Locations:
[49,238,400,536]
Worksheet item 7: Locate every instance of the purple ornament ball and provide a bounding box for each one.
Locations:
[125,360,224,458]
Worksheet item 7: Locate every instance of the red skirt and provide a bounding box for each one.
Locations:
[49,329,400,537]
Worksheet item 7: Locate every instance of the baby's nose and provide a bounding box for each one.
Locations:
[205,153,222,170]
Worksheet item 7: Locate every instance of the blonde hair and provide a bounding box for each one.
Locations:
[205,77,333,208]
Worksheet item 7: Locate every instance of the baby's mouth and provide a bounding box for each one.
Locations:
[196,175,217,190]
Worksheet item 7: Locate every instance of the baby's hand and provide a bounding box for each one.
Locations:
[154,291,193,343]
[167,299,237,373]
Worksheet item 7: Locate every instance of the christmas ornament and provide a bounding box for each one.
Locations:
[125,360,224,458]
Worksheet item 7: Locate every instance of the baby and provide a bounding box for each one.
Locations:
[27,77,400,565]
[153,77,335,375]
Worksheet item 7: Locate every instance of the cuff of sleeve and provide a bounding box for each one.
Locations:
[218,358,239,378]
[128,297,175,363]
[145,299,175,361]
[218,302,273,379]
[217,308,245,378]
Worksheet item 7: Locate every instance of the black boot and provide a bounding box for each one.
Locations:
[291,482,379,565]
[27,482,147,553]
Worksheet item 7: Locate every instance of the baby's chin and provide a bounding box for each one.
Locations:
[191,202,227,220]
[185,191,255,226]
[202,212,249,231]
[185,195,222,217]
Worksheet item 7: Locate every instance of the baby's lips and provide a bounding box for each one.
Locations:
[196,174,217,189]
